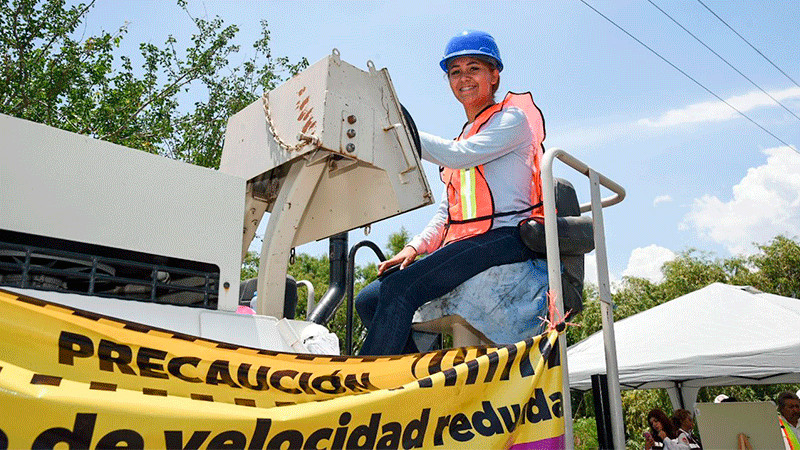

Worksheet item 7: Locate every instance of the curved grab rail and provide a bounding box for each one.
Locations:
[542,148,626,213]
[540,147,626,450]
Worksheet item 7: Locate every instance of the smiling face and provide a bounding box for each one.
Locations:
[781,398,800,426]
[446,56,500,121]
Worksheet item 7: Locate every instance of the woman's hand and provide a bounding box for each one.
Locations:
[658,430,667,440]
[737,433,753,450]
[644,434,655,450]
[378,246,418,275]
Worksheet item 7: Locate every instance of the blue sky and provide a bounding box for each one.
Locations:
[87,1,800,284]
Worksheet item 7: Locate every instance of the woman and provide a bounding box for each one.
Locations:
[645,409,692,450]
[671,409,702,449]
[355,30,548,356]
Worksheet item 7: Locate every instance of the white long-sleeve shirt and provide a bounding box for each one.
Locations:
[407,106,536,255]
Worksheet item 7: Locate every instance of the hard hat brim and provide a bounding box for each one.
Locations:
[440,51,504,72]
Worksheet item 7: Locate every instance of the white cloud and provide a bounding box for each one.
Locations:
[621,245,676,283]
[638,87,800,128]
[554,86,800,150]
[653,195,672,206]
[680,146,800,255]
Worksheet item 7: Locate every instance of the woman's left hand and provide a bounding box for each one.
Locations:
[377,246,418,275]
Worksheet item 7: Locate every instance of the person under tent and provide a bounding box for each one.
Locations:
[778,391,800,450]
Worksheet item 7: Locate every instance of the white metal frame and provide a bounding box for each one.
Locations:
[541,148,626,449]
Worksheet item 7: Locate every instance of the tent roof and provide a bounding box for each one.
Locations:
[567,283,800,391]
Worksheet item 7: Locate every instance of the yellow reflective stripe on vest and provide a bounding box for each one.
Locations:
[781,417,800,450]
[459,168,478,220]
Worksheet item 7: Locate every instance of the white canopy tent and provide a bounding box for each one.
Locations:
[567,283,800,412]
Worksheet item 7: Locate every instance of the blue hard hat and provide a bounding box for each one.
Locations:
[439,30,503,72]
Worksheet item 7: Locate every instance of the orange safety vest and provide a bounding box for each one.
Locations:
[440,92,545,246]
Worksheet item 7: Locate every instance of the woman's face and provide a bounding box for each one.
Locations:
[649,417,663,432]
[446,56,499,116]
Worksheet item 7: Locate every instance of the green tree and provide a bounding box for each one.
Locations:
[386,227,411,257]
[748,235,800,298]
[1,0,307,167]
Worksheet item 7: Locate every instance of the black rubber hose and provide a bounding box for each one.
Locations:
[307,233,348,325]
[401,104,422,159]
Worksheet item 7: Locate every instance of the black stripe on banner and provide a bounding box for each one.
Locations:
[443,368,458,386]
[123,323,151,333]
[519,338,535,378]
[171,333,198,342]
[235,398,256,407]
[465,359,480,385]
[143,388,168,397]
[428,350,446,375]
[500,344,518,381]
[89,381,117,391]
[191,393,213,402]
[72,310,102,321]
[418,378,433,388]
[215,342,239,350]
[31,374,61,386]
[15,295,48,307]
[539,334,561,369]
[483,351,500,383]
[294,354,316,361]
[275,401,295,406]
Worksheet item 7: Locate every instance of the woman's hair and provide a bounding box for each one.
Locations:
[671,409,692,430]
[475,56,501,95]
[647,408,679,440]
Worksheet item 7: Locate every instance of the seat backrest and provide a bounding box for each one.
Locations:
[518,178,593,316]
[554,179,589,317]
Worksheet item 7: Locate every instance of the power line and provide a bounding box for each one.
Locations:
[647,0,800,122]
[696,0,800,89]
[578,0,798,154]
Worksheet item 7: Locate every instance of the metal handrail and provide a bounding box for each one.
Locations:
[541,147,625,449]
[345,240,386,355]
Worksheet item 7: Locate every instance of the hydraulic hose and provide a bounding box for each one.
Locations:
[307,233,348,325]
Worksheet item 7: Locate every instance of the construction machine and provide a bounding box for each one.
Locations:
[0,50,627,448]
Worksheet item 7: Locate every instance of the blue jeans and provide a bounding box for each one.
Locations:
[355,226,536,355]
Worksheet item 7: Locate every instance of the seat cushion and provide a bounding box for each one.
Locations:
[412,259,549,344]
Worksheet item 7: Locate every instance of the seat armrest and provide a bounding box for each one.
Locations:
[519,216,595,255]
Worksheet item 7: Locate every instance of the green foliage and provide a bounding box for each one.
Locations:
[572,417,599,450]
[748,235,800,298]
[0,0,307,167]
[386,227,411,258]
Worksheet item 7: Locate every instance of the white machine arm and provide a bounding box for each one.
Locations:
[220,50,432,318]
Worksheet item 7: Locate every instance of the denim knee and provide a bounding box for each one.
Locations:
[354,279,380,327]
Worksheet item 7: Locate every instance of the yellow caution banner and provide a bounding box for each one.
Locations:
[0,289,564,449]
